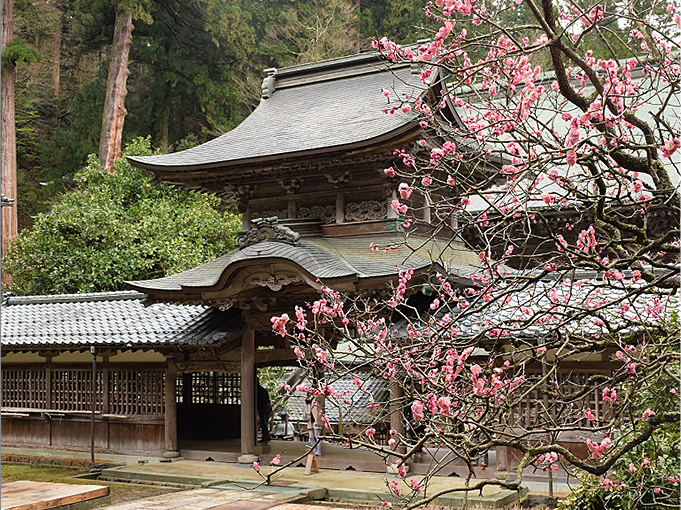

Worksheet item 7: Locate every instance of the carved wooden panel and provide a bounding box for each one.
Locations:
[257,209,288,219]
[345,200,386,222]
[297,205,336,223]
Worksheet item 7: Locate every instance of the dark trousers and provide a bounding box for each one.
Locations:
[259,407,272,442]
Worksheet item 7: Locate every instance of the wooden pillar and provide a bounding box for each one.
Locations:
[287,199,297,219]
[163,366,179,458]
[389,381,406,454]
[46,361,53,446]
[238,328,257,462]
[182,373,192,404]
[243,202,251,231]
[103,365,110,449]
[336,192,345,223]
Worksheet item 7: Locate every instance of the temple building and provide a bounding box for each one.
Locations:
[1,51,481,464]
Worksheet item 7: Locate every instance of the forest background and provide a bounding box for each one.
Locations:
[9,0,431,234]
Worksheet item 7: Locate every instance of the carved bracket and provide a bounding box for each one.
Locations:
[250,274,303,291]
[325,171,352,188]
[239,217,301,248]
[279,178,303,194]
[170,360,241,373]
[224,184,257,201]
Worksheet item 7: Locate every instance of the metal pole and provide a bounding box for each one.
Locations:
[90,346,97,469]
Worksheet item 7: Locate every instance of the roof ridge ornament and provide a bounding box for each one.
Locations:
[261,68,277,99]
[239,217,301,249]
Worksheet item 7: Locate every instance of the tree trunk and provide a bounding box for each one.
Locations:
[1,0,17,285]
[159,89,170,151]
[354,0,361,53]
[52,3,62,98]
[99,9,134,173]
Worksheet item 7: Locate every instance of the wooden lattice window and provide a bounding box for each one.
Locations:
[190,372,241,405]
[51,369,102,412]
[176,373,184,403]
[1,367,47,409]
[510,367,612,428]
[108,369,165,415]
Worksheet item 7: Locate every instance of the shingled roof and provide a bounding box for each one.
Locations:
[127,235,480,296]
[1,291,244,350]
[128,53,430,173]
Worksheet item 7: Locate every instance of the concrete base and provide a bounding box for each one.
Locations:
[237,454,259,464]
[162,450,181,459]
[159,456,184,463]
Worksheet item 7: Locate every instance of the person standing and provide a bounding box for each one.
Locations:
[303,395,323,455]
[257,381,272,443]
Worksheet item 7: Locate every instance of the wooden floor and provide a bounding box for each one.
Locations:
[1,480,110,510]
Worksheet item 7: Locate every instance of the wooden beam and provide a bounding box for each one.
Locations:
[254,348,296,364]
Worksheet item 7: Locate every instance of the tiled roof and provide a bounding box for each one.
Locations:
[445,273,680,339]
[1,291,243,349]
[277,369,390,425]
[127,235,480,295]
[128,55,427,171]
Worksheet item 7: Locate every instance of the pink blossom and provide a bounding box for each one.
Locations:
[587,436,612,460]
[642,408,655,420]
[411,400,425,421]
[437,396,451,414]
[602,387,617,403]
[421,176,432,186]
[271,314,290,337]
[365,428,376,439]
[399,183,414,199]
[253,461,261,472]
[270,454,281,466]
[384,167,396,177]
[391,199,408,214]
[585,408,596,422]
[601,477,615,489]
[660,137,681,158]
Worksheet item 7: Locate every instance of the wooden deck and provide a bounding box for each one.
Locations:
[1,480,110,510]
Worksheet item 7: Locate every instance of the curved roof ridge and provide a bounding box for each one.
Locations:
[128,64,428,173]
[5,290,147,306]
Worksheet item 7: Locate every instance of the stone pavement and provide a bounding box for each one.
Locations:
[101,459,523,508]
[99,488,306,510]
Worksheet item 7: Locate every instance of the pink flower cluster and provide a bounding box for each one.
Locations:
[587,436,612,460]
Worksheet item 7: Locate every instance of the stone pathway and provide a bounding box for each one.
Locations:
[100,488,333,510]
